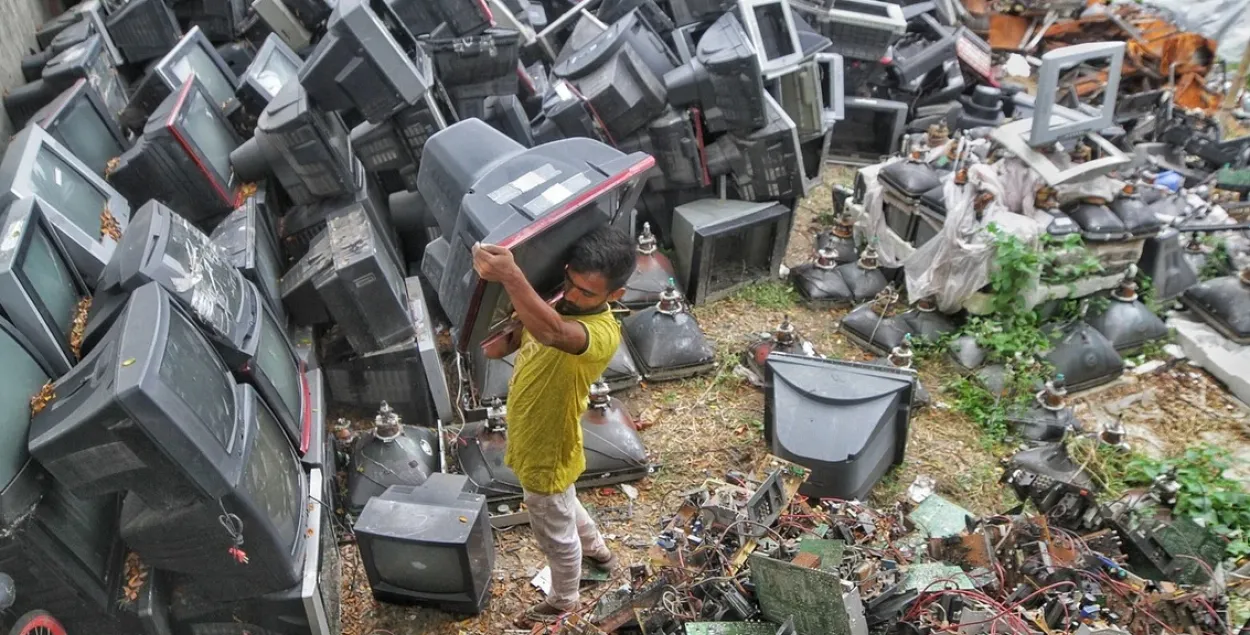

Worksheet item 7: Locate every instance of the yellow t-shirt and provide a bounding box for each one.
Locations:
[504,308,620,494]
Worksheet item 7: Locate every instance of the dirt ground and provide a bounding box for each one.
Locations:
[336,166,1250,635]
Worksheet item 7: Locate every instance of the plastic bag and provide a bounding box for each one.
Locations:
[905,164,1041,312]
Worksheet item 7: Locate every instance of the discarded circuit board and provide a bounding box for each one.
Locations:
[747,553,852,635]
[683,622,786,635]
[908,494,975,539]
[901,562,976,592]
[796,537,846,574]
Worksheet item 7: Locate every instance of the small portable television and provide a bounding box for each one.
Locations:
[354,473,495,614]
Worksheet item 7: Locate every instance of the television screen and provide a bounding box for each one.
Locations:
[156,26,239,109]
[184,87,241,186]
[31,144,110,238]
[372,541,464,592]
[34,80,126,177]
[249,297,306,447]
[244,389,303,545]
[0,320,52,490]
[0,126,130,282]
[160,301,239,449]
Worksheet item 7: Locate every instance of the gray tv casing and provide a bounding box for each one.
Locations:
[0,197,91,376]
[154,26,241,110]
[671,198,791,306]
[1028,41,1125,147]
[0,125,131,282]
[233,33,303,123]
[251,0,314,50]
[296,0,434,124]
[737,0,805,78]
[31,78,130,178]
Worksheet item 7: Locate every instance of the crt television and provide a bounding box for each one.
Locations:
[415,118,654,357]
[31,78,129,178]
[105,0,183,65]
[0,125,131,282]
[229,81,356,207]
[671,198,792,305]
[41,33,129,120]
[354,473,495,614]
[28,282,308,599]
[232,33,302,128]
[0,316,126,624]
[122,26,239,130]
[210,198,287,323]
[297,0,434,124]
[87,201,310,451]
[110,74,244,224]
[0,198,91,377]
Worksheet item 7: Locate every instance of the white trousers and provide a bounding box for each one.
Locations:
[524,485,609,610]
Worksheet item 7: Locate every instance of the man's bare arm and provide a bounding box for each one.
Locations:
[499,271,588,355]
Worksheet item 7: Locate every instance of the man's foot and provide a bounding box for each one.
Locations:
[588,551,618,572]
[524,599,572,624]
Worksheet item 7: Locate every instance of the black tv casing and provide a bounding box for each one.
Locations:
[279,229,333,327]
[109,75,243,224]
[117,381,308,601]
[106,0,183,65]
[314,206,411,355]
[210,197,287,324]
[354,474,495,614]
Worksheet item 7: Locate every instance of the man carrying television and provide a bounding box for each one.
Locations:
[472,225,635,623]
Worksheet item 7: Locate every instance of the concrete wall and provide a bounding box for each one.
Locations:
[0,0,55,155]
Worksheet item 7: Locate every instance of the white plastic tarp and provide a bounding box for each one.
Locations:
[1143,0,1250,61]
[904,164,1042,312]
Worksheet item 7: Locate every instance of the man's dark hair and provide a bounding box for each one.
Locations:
[568,225,636,291]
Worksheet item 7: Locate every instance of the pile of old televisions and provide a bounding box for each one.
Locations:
[0,0,874,629]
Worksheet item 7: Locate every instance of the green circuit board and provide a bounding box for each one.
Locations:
[684,623,781,635]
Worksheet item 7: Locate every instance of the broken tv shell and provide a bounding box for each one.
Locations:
[663,12,767,134]
[825,97,907,165]
[671,198,791,306]
[764,353,915,500]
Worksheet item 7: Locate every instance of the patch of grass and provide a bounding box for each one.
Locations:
[734,281,797,310]
[1126,446,1250,559]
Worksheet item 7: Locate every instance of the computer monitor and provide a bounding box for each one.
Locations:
[354,474,495,614]
[0,125,131,282]
[230,81,356,207]
[109,74,243,223]
[0,198,92,377]
[415,118,653,354]
[663,12,767,134]
[29,282,308,599]
[210,198,287,323]
[40,34,129,124]
[106,0,183,65]
[671,198,791,305]
[31,79,129,178]
[297,0,434,124]
[232,34,302,132]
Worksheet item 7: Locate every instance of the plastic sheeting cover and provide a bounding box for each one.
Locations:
[904,163,1040,313]
[1144,0,1250,61]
